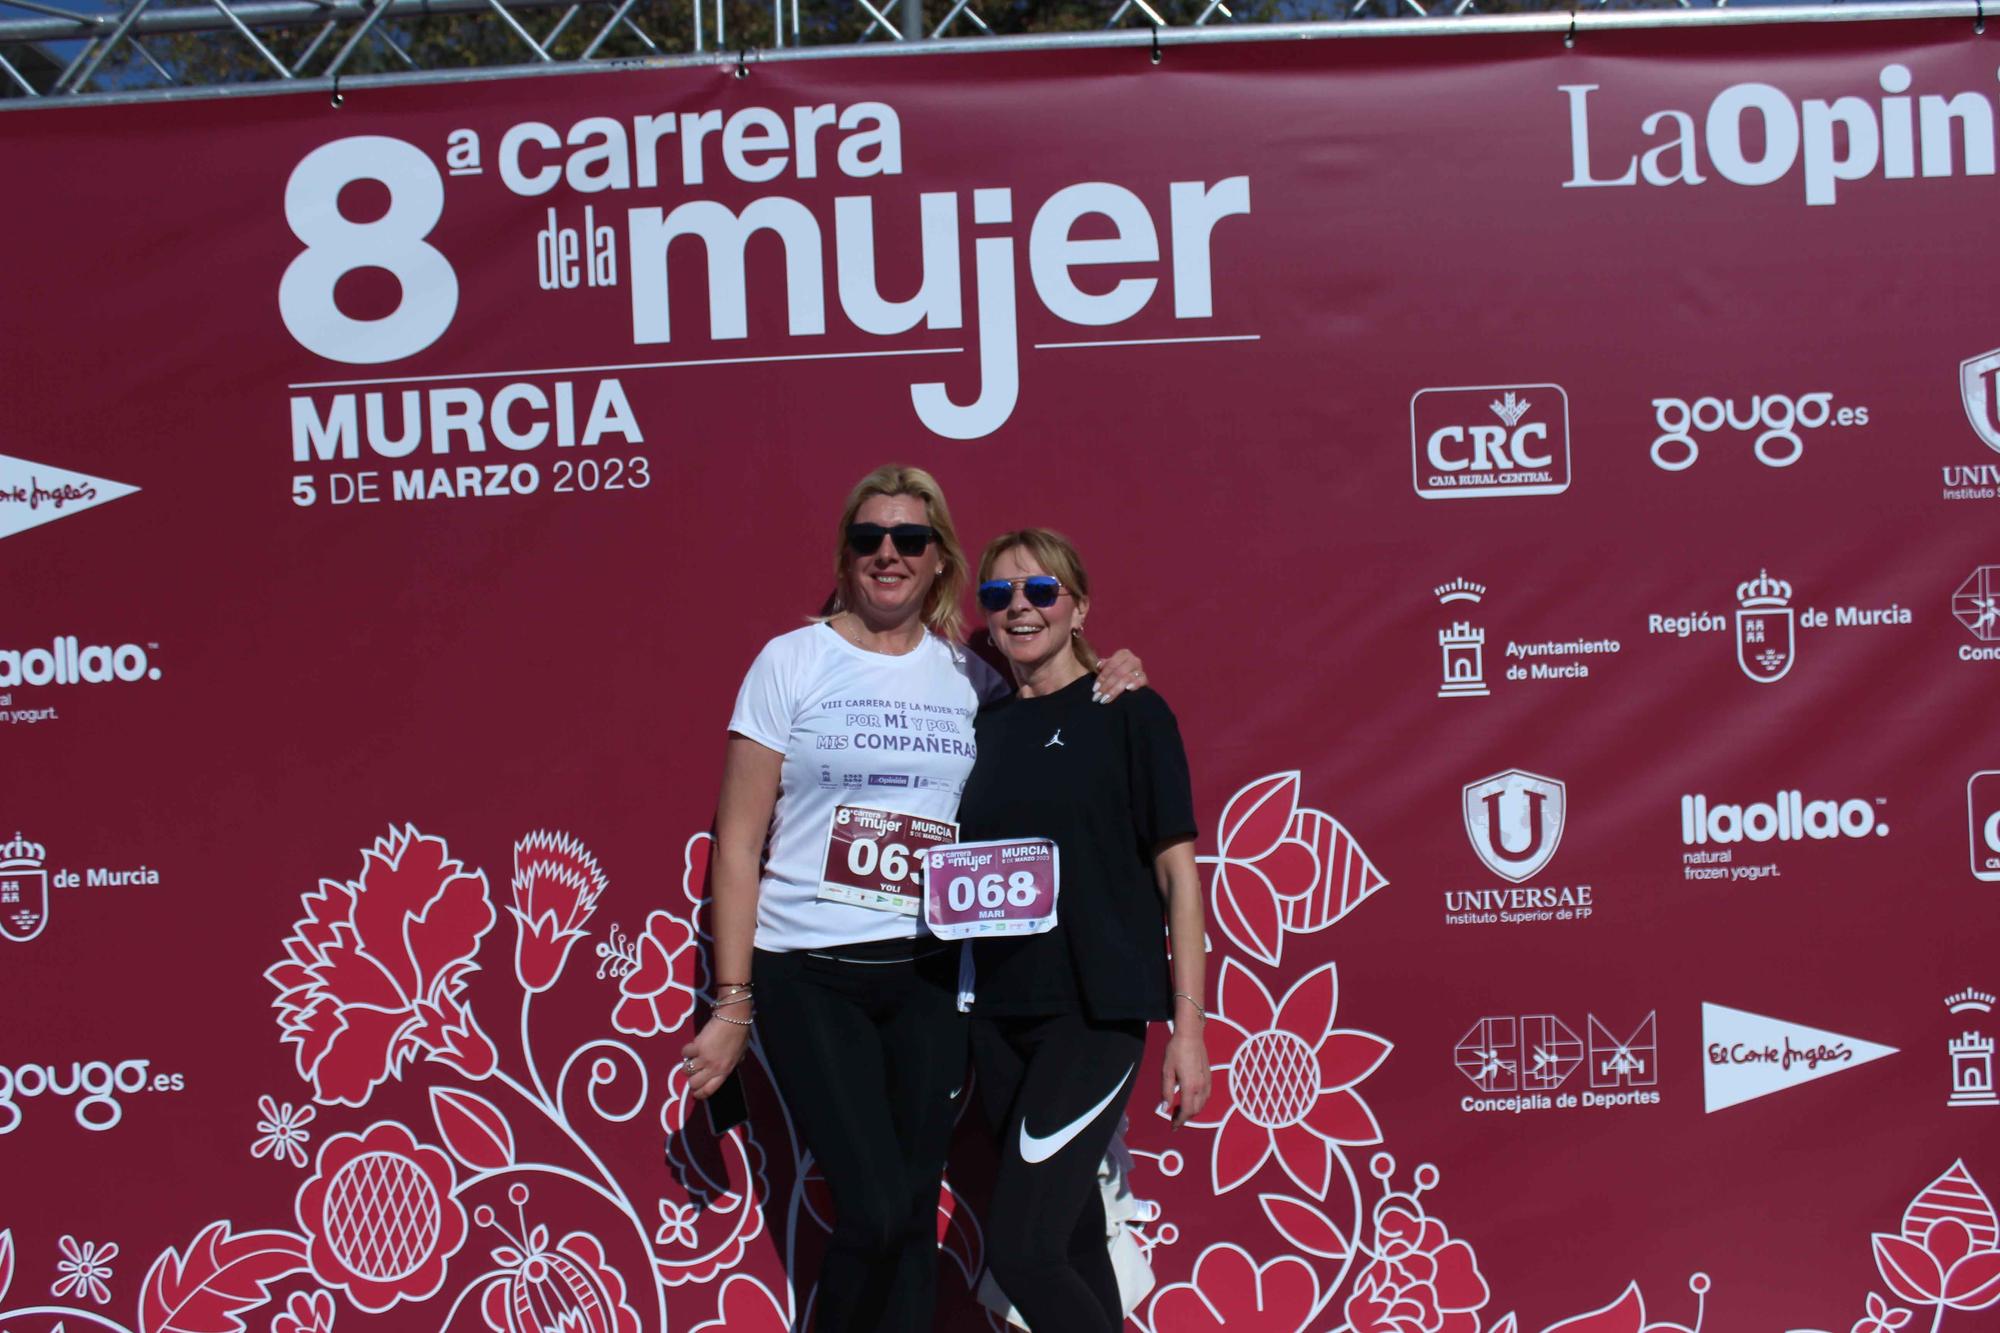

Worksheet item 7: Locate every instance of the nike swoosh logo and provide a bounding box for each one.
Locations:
[1018,1065,1134,1165]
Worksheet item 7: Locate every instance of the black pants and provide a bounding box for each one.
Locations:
[972,1012,1148,1333]
[753,942,967,1333]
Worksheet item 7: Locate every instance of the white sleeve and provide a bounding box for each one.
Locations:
[727,635,801,754]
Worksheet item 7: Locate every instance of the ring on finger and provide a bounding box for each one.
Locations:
[682,1057,698,1073]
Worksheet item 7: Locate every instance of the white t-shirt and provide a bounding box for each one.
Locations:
[729,623,1008,951]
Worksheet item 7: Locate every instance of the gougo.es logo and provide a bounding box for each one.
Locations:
[0,1058,186,1133]
[1649,393,1867,471]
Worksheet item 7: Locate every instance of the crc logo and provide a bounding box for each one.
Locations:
[1972,772,2000,883]
[1455,1012,1657,1092]
[1649,393,1865,471]
[1412,384,1571,499]
[1462,768,1566,883]
[1961,348,2000,455]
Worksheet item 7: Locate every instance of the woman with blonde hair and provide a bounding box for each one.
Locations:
[956,528,1209,1333]
[677,467,1145,1332]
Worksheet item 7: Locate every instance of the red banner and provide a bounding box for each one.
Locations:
[5,19,1999,1332]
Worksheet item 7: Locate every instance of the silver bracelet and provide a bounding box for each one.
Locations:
[1173,992,1206,1022]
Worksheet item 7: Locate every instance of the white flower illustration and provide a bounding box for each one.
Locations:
[52,1235,117,1305]
[251,1094,315,1168]
[656,1200,701,1249]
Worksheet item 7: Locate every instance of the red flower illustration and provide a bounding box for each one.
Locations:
[611,909,700,1038]
[1852,1291,1914,1333]
[1541,1283,1646,1333]
[1201,772,1387,967]
[510,830,607,993]
[1190,958,1391,1197]
[682,833,713,937]
[266,825,498,1106]
[296,1120,468,1312]
[1366,1198,1490,1333]
[272,1289,336,1333]
[1146,1243,1321,1333]
[1346,1260,1441,1333]
[478,1230,640,1333]
[1872,1160,2000,1312]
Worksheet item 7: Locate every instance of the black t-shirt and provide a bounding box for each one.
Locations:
[956,673,1197,1021]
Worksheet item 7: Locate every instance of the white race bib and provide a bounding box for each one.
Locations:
[817,805,959,915]
[923,838,1060,940]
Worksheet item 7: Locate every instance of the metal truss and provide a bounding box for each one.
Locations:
[0,0,1966,102]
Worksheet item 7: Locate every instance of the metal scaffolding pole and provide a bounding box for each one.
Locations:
[0,0,1973,104]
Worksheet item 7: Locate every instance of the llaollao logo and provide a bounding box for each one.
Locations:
[0,636,162,686]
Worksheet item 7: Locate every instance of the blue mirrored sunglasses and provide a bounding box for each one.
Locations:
[978,576,1065,612]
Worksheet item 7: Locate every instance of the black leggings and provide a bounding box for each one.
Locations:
[972,1012,1148,1333]
[752,943,967,1333]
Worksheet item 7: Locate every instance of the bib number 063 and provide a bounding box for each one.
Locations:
[846,836,916,884]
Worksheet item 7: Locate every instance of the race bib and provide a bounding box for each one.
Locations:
[818,805,959,914]
[923,838,1060,940]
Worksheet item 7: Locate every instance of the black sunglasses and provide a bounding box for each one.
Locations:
[978,576,1066,612]
[847,523,938,558]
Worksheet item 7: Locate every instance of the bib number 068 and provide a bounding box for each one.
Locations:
[945,872,1040,912]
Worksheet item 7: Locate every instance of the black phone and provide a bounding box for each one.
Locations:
[704,1071,749,1135]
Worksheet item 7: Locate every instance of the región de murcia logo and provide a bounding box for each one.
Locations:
[0,831,162,944]
[0,831,49,943]
[1645,568,1912,684]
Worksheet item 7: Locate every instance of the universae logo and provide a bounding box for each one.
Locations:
[1462,769,1566,883]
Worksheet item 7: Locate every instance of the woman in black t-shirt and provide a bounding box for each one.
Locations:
[955,529,1211,1333]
